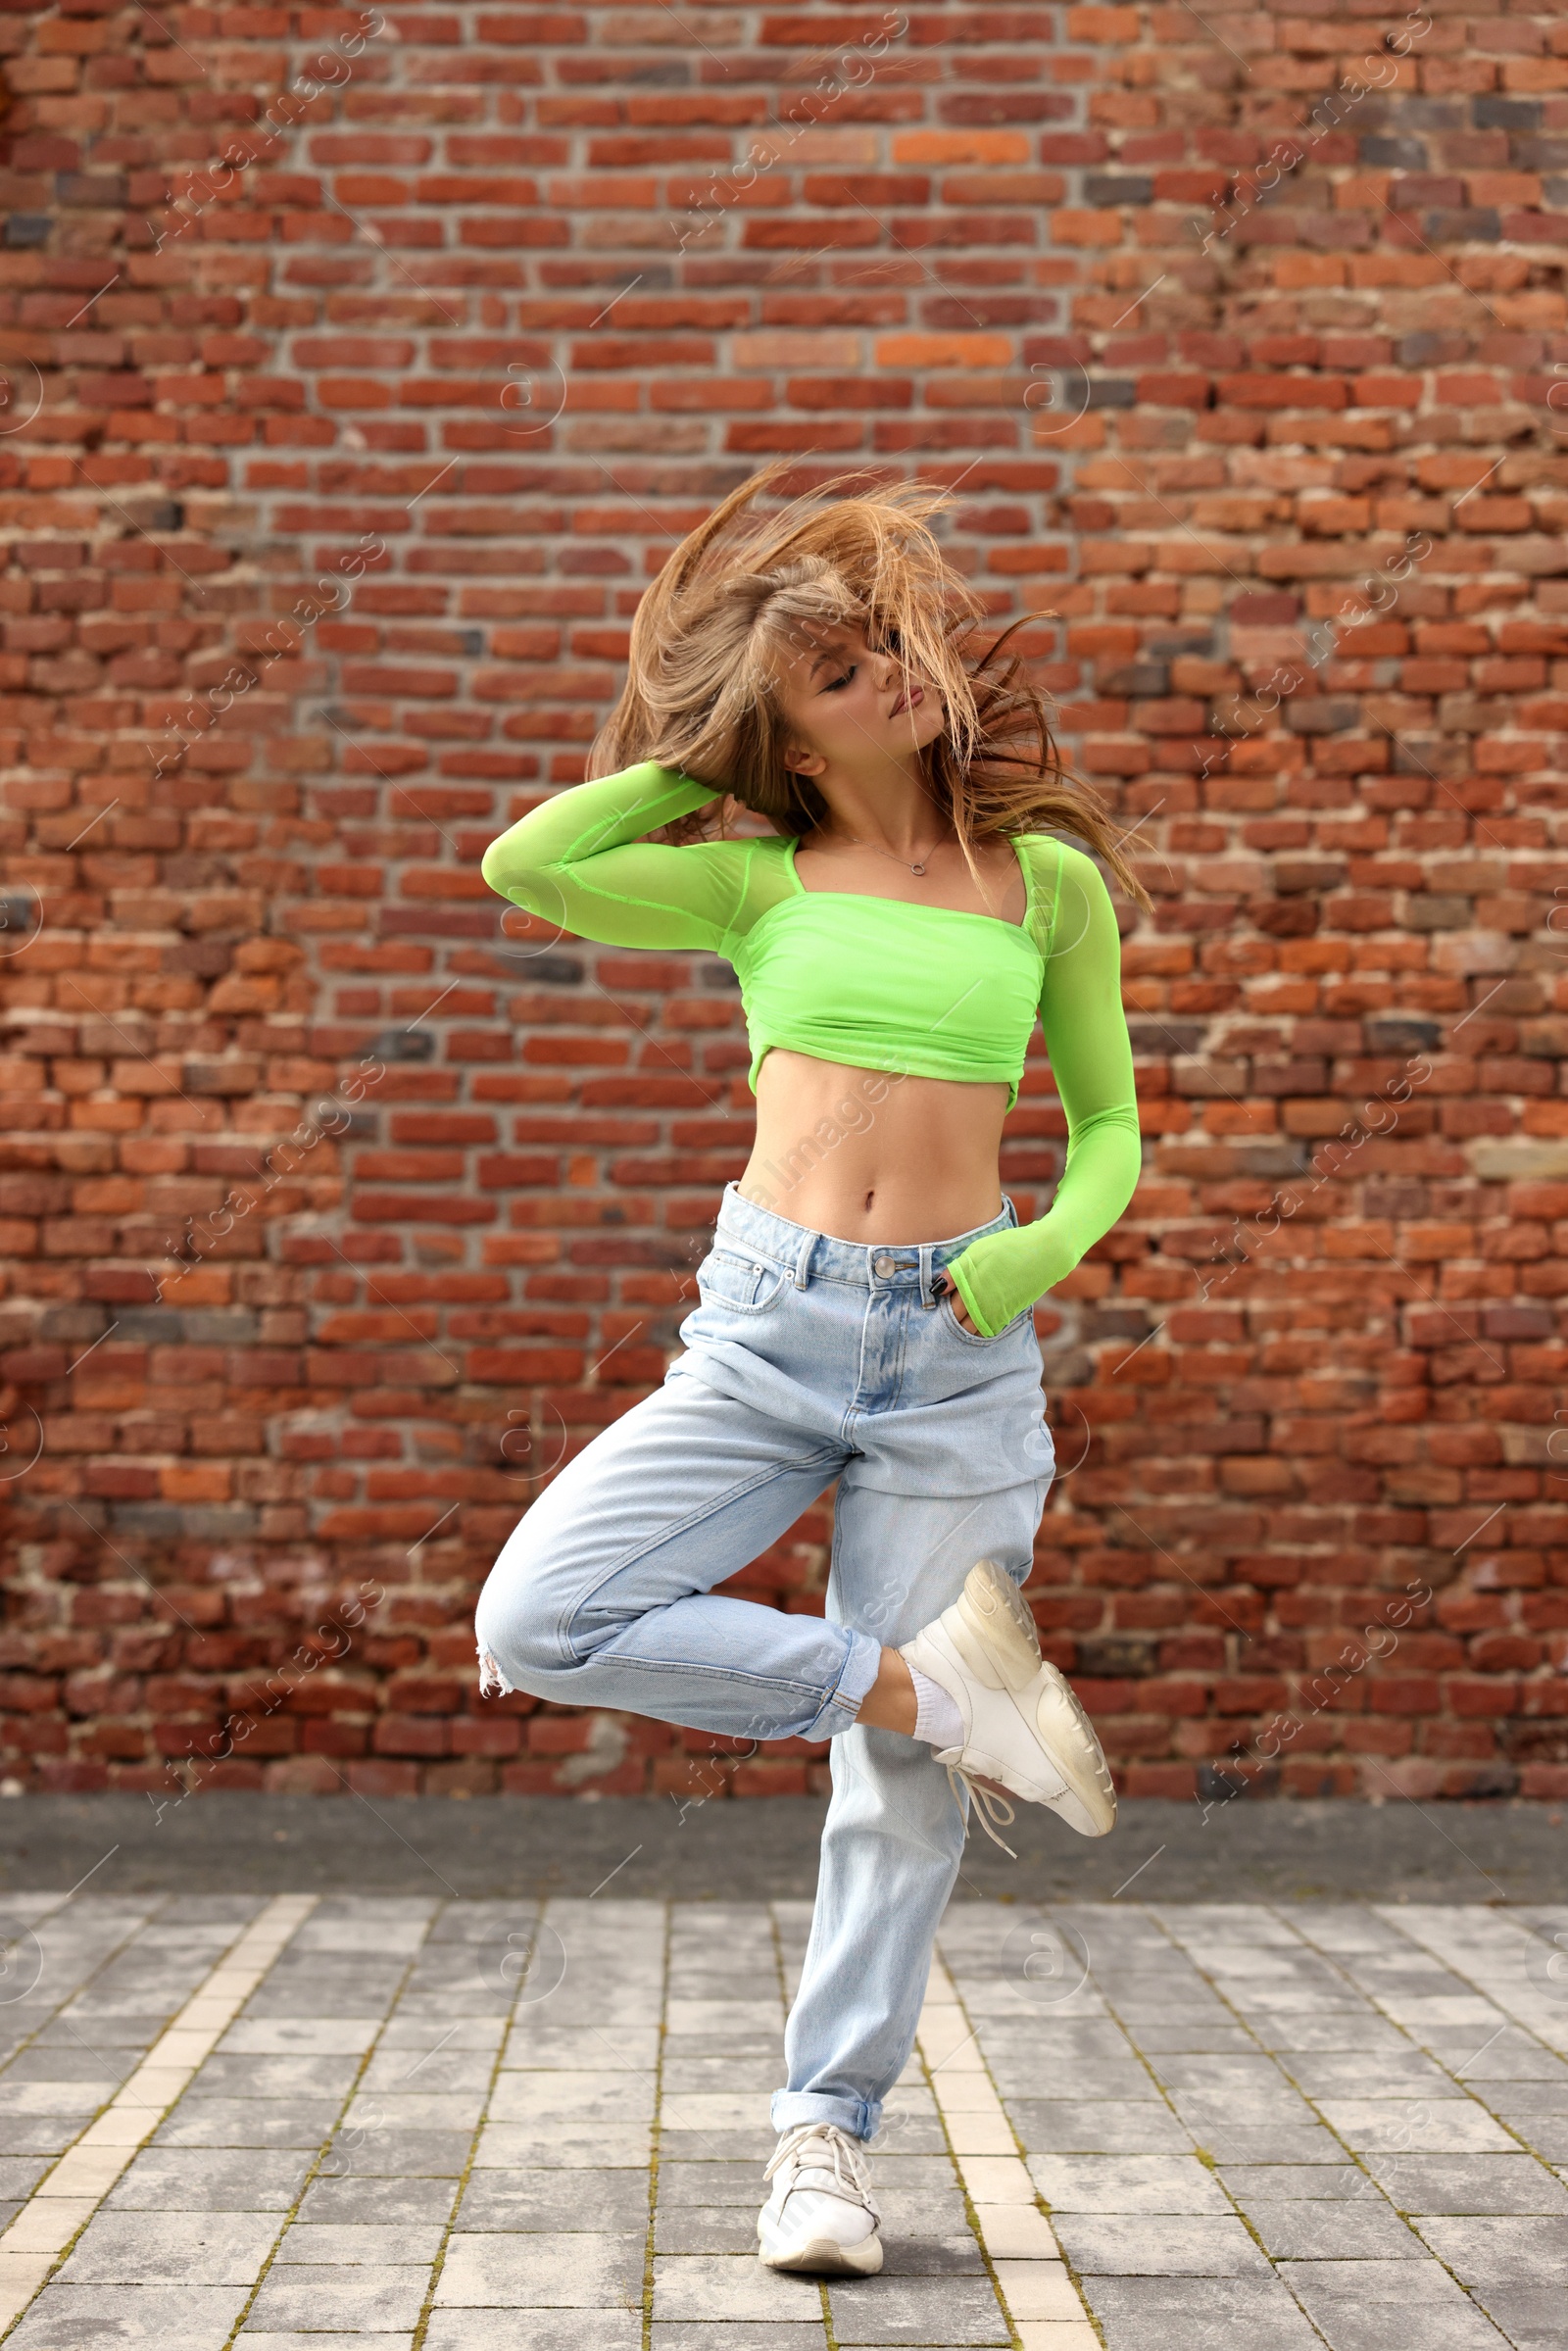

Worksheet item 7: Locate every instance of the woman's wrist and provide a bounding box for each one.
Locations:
[945,1220,1072,1339]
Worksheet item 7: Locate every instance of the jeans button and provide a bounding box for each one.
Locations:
[872,1253,895,1277]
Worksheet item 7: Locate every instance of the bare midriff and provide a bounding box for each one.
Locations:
[738,1049,1010,1245]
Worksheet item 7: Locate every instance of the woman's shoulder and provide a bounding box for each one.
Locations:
[1010,832,1112,895]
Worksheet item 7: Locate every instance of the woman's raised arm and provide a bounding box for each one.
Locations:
[480,761,747,952]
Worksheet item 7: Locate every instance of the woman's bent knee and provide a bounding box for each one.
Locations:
[474,1555,575,1700]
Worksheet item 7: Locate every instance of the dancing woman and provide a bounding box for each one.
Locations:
[475,465,1146,2277]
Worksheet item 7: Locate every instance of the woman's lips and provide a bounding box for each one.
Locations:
[891,683,923,716]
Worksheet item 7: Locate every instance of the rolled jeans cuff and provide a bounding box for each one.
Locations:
[770,2088,878,2141]
[806,1626,882,1740]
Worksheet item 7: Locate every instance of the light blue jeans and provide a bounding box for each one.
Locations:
[475,1180,1056,2141]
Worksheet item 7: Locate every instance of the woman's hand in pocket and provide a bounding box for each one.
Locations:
[933,1272,979,1333]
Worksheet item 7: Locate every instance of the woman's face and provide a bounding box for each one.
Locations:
[772,620,946,782]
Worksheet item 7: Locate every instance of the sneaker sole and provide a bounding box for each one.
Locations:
[758,2229,884,2277]
[966,1563,1117,1838]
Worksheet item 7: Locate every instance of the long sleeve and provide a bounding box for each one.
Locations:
[480,761,744,951]
[945,845,1142,1338]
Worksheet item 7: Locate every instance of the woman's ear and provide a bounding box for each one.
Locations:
[780,737,826,779]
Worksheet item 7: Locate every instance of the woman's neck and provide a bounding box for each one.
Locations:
[808,769,952,859]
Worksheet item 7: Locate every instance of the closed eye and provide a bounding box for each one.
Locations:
[821,665,855,693]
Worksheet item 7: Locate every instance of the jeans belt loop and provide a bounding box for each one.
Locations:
[793,1229,815,1291]
[919,1242,937,1308]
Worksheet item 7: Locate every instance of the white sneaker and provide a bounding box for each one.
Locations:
[757,2121,883,2276]
[902,1559,1117,1840]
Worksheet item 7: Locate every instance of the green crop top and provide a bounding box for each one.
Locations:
[480,762,1141,1339]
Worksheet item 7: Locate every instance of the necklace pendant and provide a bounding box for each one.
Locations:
[909,861,925,875]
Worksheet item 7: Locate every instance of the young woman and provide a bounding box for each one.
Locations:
[474,465,1146,2278]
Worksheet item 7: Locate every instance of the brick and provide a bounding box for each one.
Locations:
[0,0,1551,1806]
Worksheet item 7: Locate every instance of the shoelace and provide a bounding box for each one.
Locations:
[946,1763,1019,1858]
[764,2122,881,2221]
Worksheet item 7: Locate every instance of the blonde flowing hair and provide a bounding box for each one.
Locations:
[590,461,1149,906]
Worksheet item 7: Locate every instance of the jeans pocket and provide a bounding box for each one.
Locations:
[697,1247,790,1315]
[939,1293,1028,1347]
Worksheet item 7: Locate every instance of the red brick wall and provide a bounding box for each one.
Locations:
[0,0,1564,1804]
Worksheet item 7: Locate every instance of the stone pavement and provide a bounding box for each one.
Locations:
[0,1892,1560,2350]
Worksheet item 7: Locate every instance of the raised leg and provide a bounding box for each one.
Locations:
[475,1374,880,1741]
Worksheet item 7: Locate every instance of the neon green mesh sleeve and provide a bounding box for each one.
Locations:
[479,762,767,952]
[945,844,1142,1339]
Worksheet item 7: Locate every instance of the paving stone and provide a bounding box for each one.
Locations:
[459,2165,651,2231]
[300,2175,460,2225]
[1117,2019,1260,2052]
[4,2049,131,2085]
[1191,2123,1348,2166]
[1006,2102,1194,2154]
[0,2157,51,2197]
[0,2077,117,2114]
[1364,2154,1568,2212]
[434,2229,645,2308]
[275,2221,446,2263]
[1245,2014,1413,2054]
[1459,2288,1563,2351]
[474,2120,653,2169]
[1314,2099,1521,2154]
[0,1893,1562,2351]
[827,2272,1010,2344]
[649,2329,826,2349]
[245,2268,429,2331]
[655,2206,759,2253]
[190,2054,362,2100]
[657,2160,768,2208]
[652,2254,824,2323]
[241,2338,414,2350]
[361,2047,496,2094]
[340,2089,487,2132]
[1217,2166,1366,2202]
[1285,2052,1454,2097]
[488,2071,656,2126]
[1073,2275,1327,2351]
[877,2231,987,2275]
[152,2096,341,2148]
[323,2128,471,2175]
[57,2210,282,2284]
[1284,2306,1511,2351]
[993,2059,1154,2100]
[102,2148,309,2212]
[1052,2215,1273,2278]
[0,2121,77,2155]
[662,2057,782,2094]
[1414,2213,1568,2287]
[1280,2256,1482,2303]
[1244,2201,1425,2258]
[424,2317,641,2350]
[1030,2155,1229,2214]
[7,2282,253,2348]
[502,2025,662,2072]
[1426,2033,1568,2084]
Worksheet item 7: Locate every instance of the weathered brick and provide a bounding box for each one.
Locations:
[0,0,1556,1803]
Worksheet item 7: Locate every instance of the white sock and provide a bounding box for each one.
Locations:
[907,1667,964,1754]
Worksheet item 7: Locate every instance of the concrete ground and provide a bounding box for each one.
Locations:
[0,1802,1560,2348]
[1,1791,1564,1902]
